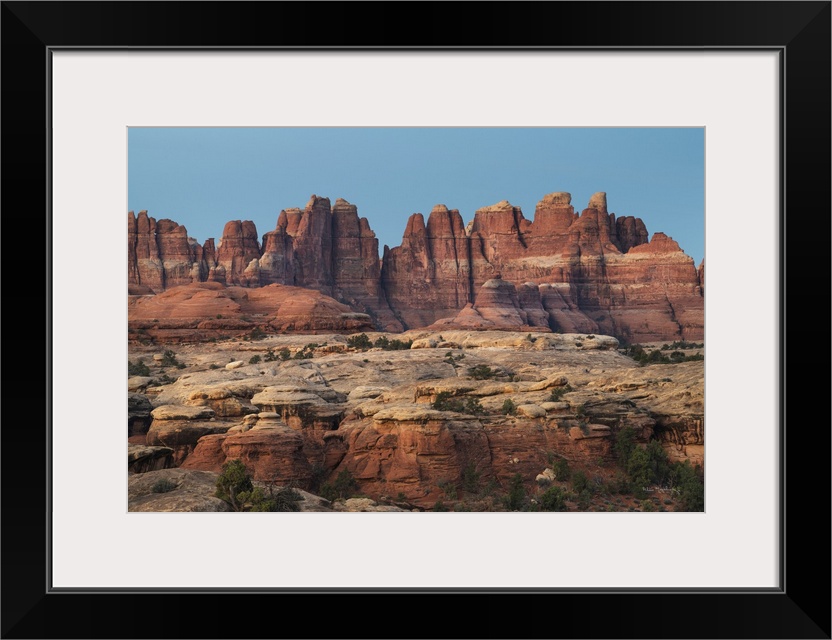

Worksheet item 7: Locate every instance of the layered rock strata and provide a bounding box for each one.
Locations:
[128,191,703,342]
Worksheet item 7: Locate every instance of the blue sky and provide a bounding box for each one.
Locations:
[128,127,704,266]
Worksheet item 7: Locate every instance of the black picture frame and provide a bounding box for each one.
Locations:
[2,2,829,638]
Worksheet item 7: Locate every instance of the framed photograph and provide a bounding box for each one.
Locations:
[3,2,828,638]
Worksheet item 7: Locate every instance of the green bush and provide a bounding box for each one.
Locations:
[468,365,497,380]
[346,333,372,350]
[670,460,704,511]
[432,392,483,415]
[549,384,573,402]
[319,469,358,502]
[501,399,517,415]
[571,470,590,494]
[214,459,303,512]
[503,473,527,511]
[432,500,449,512]
[371,336,413,350]
[614,426,638,466]
[552,457,571,481]
[539,485,568,511]
[209,363,219,370]
[128,359,150,377]
[432,391,463,412]
[245,485,302,512]
[292,344,315,359]
[151,478,177,493]
[160,350,181,368]
[438,479,458,500]
[248,327,267,341]
[214,459,253,511]
[249,355,262,364]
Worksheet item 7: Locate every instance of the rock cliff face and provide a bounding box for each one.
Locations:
[128,191,703,342]
[128,282,374,342]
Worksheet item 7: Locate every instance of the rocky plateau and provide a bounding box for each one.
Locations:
[128,330,704,512]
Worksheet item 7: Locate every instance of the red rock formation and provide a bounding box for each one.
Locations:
[128,211,211,292]
[381,205,472,328]
[184,427,313,485]
[602,232,704,342]
[155,219,198,288]
[259,222,295,286]
[430,276,550,332]
[216,220,261,286]
[320,407,616,508]
[128,281,374,342]
[330,198,402,330]
[127,190,702,342]
[291,195,334,292]
[129,211,165,292]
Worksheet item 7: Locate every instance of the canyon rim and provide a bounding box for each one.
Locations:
[127,127,705,513]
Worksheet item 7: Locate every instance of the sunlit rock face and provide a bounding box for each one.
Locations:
[128,191,702,342]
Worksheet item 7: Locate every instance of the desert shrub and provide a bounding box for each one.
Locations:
[462,397,485,415]
[209,363,219,370]
[244,485,302,512]
[469,365,497,380]
[160,349,181,367]
[549,384,573,402]
[624,440,673,497]
[501,399,517,415]
[670,460,704,511]
[539,485,568,511]
[432,500,449,512]
[293,345,314,359]
[572,470,591,494]
[372,336,411,350]
[319,469,358,502]
[249,355,262,364]
[432,392,483,415]
[614,426,638,466]
[552,457,571,481]
[248,327,267,341]
[577,489,593,510]
[438,479,458,500]
[214,459,253,511]
[151,478,177,494]
[432,391,462,412]
[157,374,177,385]
[346,333,372,350]
[128,359,150,377]
[503,473,527,511]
